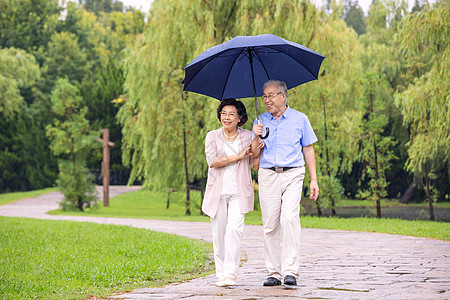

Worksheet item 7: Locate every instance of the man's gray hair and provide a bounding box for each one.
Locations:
[263,80,288,104]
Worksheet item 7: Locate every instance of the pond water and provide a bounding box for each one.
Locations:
[301,205,450,222]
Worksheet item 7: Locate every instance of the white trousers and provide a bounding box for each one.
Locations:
[210,194,245,281]
[258,167,306,280]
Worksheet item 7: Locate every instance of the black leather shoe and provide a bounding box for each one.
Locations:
[263,277,281,286]
[284,275,297,285]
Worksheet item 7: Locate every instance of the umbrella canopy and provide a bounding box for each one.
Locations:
[183,34,325,100]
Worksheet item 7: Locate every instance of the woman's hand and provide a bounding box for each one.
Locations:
[257,139,265,149]
[210,143,255,168]
[237,145,252,160]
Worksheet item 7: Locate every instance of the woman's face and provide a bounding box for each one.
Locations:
[220,105,240,130]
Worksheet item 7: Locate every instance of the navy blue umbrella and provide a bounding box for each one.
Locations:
[183,33,325,138]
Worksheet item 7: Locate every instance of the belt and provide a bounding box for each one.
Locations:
[268,166,295,173]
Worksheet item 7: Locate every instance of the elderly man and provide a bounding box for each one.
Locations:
[253,79,319,286]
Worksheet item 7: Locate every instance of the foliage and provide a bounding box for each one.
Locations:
[0,111,57,192]
[42,31,88,91]
[343,1,366,35]
[0,47,40,118]
[0,48,57,192]
[56,160,98,211]
[118,0,222,190]
[84,58,128,177]
[0,216,213,299]
[296,8,364,214]
[46,79,99,211]
[0,0,448,206]
[80,0,126,15]
[61,2,145,181]
[317,175,345,209]
[358,73,397,203]
[394,1,449,216]
[0,0,60,51]
[0,0,144,193]
[49,189,450,241]
[119,0,364,196]
[395,1,449,182]
[62,2,144,68]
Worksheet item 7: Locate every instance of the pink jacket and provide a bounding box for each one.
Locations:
[202,127,254,218]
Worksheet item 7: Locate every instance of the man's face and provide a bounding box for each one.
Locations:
[262,84,286,117]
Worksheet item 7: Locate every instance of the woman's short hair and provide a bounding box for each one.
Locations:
[217,98,248,127]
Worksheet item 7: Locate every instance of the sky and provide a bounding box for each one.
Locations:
[120,0,422,16]
[121,0,153,13]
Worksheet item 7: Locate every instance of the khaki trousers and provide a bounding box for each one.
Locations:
[258,167,305,280]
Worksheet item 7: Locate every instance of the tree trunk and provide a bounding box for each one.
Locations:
[371,92,381,219]
[315,201,322,217]
[374,141,381,219]
[72,151,84,212]
[424,164,435,221]
[200,163,205,215]
[399,178,418,204]
[322,95,336,216]
[166,191,170,209]
[101,128,110,207]
[183,108,191,216]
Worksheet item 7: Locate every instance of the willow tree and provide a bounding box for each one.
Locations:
[117,0,236,212]
[350,0,410,217]
[395,2,449,220]
[294,4,364,216]
[0,47,40,118]
[236,1,365,216]
[0,47,55,192]
[118,0,370,215]
[360,72,397,218]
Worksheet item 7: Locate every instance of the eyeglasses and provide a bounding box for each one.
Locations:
[220,111,237,118]
[261,92,282,101]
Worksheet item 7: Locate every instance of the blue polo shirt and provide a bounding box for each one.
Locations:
[252,106,318,169]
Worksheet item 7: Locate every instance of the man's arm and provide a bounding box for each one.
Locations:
[303,144,319,201]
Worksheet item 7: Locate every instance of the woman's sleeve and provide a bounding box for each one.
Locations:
[205,132,217,167]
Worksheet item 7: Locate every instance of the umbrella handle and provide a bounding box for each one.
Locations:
[257,119,270,139]
[260,127,269,139]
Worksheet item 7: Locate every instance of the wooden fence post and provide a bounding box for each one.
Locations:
[100,129,114,207]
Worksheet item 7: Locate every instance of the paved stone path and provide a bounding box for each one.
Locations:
[0,186,449,299]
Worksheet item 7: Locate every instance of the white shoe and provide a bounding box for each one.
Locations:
[215,280,227,287]
[216,277,235,287]
[224,277,236,286]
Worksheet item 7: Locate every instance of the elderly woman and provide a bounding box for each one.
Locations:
[203,98,262,287]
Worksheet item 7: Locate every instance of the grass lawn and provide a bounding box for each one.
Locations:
[337,198,450,208]
[49,189,450,241]
[0,187,58,206]
[0,216,213,300]
[300,216,449,241]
